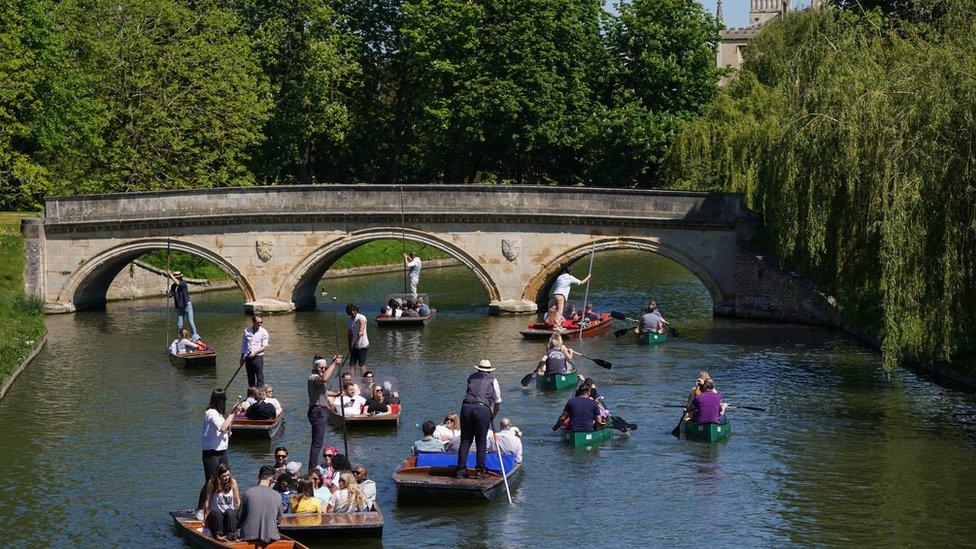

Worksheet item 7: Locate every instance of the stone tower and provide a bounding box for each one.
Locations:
[749,0,791,26]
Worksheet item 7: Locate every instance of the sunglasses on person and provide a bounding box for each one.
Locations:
[275,454,287,459]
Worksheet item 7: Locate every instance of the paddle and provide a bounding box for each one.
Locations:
[491,420,514,505]
[614,327,634,338]
[519,370,537,388]
[567,349,612,370]
[670,413,685,438]
[611,310,679,338]
[661,404,767,412]
[596,397,637,431]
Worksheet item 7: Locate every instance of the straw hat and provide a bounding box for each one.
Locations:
[475,359,494,372]
[173,271,183,278]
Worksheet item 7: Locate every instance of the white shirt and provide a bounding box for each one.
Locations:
[433,424,460,441]
[359,479,376,507]
[552,273,583,298]
[333,394,366,416]
[201,408,229,451]
[493,429,523,464]
[348,314,369,348]
[407,257,422,278]
[328,488,369,513]
[265,397,283,416]
[490,378,503,404]
[240,326,269,356]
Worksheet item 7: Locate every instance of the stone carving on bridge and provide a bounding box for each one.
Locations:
[255,239,275,262]
[501,238,521,261]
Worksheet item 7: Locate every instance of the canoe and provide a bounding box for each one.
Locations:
[392,453,521,502]
[375,309,436,326]
[327,405,400,429]
[561,427,613,447]
[280,505,384,541]
[168,351,217,367]
[520,313,612,340]
[535,371,580,391]
[637,331,668,346]
[232,413,285,440]
[683,421,731,442]
[169,510,309,549]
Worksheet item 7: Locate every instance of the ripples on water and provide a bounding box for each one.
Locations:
[1,251,975,547]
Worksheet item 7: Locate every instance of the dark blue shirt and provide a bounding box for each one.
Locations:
[563,396,599,432]
[169,280,190,309]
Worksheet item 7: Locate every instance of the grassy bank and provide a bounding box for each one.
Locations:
[141,239,451,279]
[0,214,45,390]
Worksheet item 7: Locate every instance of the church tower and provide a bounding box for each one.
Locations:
[749,0,791,26]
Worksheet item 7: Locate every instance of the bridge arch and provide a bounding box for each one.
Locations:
[280,228,502,310]
[57,238,256,312]
[522,237,727,308]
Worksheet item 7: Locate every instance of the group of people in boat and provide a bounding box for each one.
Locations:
[327,367,401,417]
[683,371,728,425]
[379,296,430,318]
[636,299,669,335]
[166,270,217,357]
[410,415,524,465]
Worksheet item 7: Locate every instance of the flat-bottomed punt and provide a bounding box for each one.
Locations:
[683,421,731,442]
[168,351,217,367]
[637,332,668,346]
[393,453,520,502]
[561,427,613,447]
[375,293,436,326]
[520,313,612,340]
[169,511,308,549]
[327,405,401,429]
[535,371,580,391]
[280,506,384,541]
[232,413,285,440]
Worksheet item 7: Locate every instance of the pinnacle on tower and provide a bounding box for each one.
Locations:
[716,0,724,25]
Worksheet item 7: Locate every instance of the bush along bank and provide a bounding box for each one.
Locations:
[0,230,46,395]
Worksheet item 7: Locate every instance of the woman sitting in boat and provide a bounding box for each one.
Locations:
[316,446,339,485]
[327,454,354,491]
[535,334,578,377]
[388,299,403,318]
[203,463,240,540]
[364,384,392,415]
[169,328,200,356]
[239,386,260,413]
[289,475,325,514]
[434,412,460,441]
[402,300,421,318]
[689,378,728,424]
[542,303,561,329]
[417,297,430,317]
[326,472,371,513]
[308,469,330,501]
[262,384,283,416]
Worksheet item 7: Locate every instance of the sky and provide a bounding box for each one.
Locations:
[606,0,812,29]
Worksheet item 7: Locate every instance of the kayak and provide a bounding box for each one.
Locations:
[561,427,613,447]
[637,331,668,346]
[535,371,580,391]
[170,510,308,548]
[683,421,731,442]
[520,313,612,340]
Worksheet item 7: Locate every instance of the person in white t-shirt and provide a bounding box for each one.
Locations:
[552,266,590,323]
[197,389,243,516]
[262,384,283,416]
[331,382,366,416]
[346,303,369,368]
[404,252,422,297]
[170,328,200,356]
[491,417,524,464]
[434,412,461,441]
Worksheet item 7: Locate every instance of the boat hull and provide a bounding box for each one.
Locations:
[169,510,307,549]
[280,507,384,541]
[637,332,668,345]
[535,372,580,391]
[520,313,612,340]
[327,407,400,429]
[168,351,217,367]
[392,456,521,502]
[375,309,436,326]
[231,413,284,440]
[561,427,613,447]
[683,421,731,442]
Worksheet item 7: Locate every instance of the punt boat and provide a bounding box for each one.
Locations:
[375,293,436,326]
[169,510,308,549]
[231,412,285,440]
[535,371,580,391]
[392,453,520,502]
[519,313,612,340]
[168,350,217,367]
[327,404,401,429]
[683,421,731,442]
[561,427,613,447]
[279,505,384,541]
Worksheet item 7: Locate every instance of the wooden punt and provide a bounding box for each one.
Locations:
[327,405,401,429]
[535,371,580,391]
[169,510,309,549]
[168,351,217,367]
[392,453,521,502]
[232,412,285,440]
[561,427,613,447]
[280,505,384,541]
[683,421,731,442]
[637,331,669,346]
[519,313,612,340]
[375,309,436,326]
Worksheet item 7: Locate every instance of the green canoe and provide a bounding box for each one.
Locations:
[638,331,668,345]
[562,427,613,447]
[683,421,731,442]
[535,371,580,391]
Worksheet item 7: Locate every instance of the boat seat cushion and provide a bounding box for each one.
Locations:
[415,452,516,474]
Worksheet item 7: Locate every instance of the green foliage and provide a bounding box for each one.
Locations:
[664,3,976,374]
[0,230,44,387]
[139,250,230,282]
[330,239,450,269]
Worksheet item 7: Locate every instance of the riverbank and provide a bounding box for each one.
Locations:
[0,214,46,393]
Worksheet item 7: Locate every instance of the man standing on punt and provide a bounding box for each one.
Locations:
[457,359,502,478]
[240,315,269,388]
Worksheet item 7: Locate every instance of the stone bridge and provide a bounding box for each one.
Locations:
[21,185,835,322]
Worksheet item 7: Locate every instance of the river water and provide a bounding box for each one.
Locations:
[2,251,975,547]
